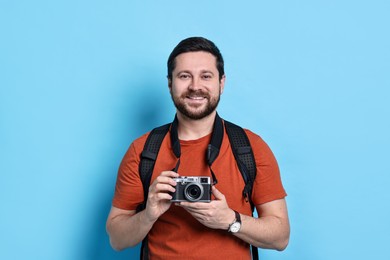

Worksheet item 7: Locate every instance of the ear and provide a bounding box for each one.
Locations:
[219,75,226,95]
[168,77,172,91]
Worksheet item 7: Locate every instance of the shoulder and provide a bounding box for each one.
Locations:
[242,128,278,163]
[119,131,152,167]
[223,120,268,149]
[131,132,150,151]
[223,119,275,158]
[243,129,267,147]
[127,122,171,156]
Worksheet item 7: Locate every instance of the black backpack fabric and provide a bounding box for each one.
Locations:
[137,114,258,260]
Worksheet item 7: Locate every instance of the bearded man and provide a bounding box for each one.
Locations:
[106,37,290,260]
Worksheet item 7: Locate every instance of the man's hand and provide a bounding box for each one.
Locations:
[178,186,235,230]
[106,171,179,250]
[144,171,179,223]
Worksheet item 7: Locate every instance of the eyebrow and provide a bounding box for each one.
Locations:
[176,70,215,75]
[201,70,214,75]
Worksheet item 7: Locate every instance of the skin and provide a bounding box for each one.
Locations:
[169,51,224,123]
[106,51,290,252]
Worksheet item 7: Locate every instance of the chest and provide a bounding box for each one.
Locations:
[151,137,252,214]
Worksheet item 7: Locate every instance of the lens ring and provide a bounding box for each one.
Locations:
[184,183,204,202]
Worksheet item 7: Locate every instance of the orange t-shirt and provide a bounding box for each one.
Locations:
[113,126,286,259]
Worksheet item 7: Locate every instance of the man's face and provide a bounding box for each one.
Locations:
[169,51,225,120]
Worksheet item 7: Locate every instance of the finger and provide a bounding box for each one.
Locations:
[153,183,176,193]
[153,172,179,186]
[211,186,225,200]
[179,205,206,216]
[154,176,177,187]
[154,192,173,201]
[179,202,209,210]
[160,171,180,178]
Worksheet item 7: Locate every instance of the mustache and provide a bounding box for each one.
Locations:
[181,89,210,98]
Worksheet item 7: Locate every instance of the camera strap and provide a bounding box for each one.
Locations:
[169,113,224,185]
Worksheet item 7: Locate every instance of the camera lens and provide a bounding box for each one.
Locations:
[184,183,204,202]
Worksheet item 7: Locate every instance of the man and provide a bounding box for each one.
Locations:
[106,37,290,259]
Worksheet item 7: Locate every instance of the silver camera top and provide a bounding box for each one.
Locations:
[173,176,211,185]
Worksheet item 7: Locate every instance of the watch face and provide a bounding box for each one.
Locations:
[230,222,241,233]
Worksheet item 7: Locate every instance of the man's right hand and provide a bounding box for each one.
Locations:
[144,171,179,223]
[106,171,179,250]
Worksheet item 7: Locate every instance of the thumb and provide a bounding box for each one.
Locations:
[211,186,225,200]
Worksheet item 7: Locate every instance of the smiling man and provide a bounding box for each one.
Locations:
[106,37,290,260]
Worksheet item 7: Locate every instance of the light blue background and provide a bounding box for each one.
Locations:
[1,1,389,259]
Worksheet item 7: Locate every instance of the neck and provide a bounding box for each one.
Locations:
[176,111,217,140]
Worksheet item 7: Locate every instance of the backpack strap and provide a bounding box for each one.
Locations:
[224,120,258,260]
[224,120,257,211]
[137,123,170,260]
[137,123,171,212]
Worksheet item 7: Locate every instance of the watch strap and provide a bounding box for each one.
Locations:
[233,210,241,223]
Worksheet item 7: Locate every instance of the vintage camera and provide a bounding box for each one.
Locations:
[171,176,211,202]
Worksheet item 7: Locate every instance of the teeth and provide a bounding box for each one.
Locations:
[189,96,204,100]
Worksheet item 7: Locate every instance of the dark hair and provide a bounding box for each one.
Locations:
[167,37,224,80]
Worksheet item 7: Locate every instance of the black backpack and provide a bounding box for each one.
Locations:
[138,113,259,260]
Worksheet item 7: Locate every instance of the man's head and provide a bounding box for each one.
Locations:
[167,37,226,120]
[167,37,225,81]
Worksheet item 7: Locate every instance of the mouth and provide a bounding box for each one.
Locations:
[186,90,208,100]
[187,95,206,100]
[185,95,208,105]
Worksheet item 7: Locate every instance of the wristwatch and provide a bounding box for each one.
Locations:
[228,210,241,233]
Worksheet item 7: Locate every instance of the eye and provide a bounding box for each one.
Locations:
[178,73,191,79]
[202,74,213,80]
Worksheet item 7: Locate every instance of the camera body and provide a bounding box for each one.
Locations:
[171,176,211,202]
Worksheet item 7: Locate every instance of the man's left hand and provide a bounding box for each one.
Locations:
[178,186,235,230]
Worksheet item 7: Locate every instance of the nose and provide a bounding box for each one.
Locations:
[189,76,201,90]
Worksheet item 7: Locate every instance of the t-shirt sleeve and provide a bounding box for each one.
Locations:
[246,130,287,205]
[112,136,147,210]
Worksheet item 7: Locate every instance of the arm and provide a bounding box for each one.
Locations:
[106,171,179,251]
[179,186,290,251]
[106,207,152,250]
[235,198,290,250]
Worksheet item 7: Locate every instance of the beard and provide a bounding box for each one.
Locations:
[171,89,221,120]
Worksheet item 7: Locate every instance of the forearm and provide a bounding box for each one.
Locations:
[234,213,290,251]
[106,210,155,251]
